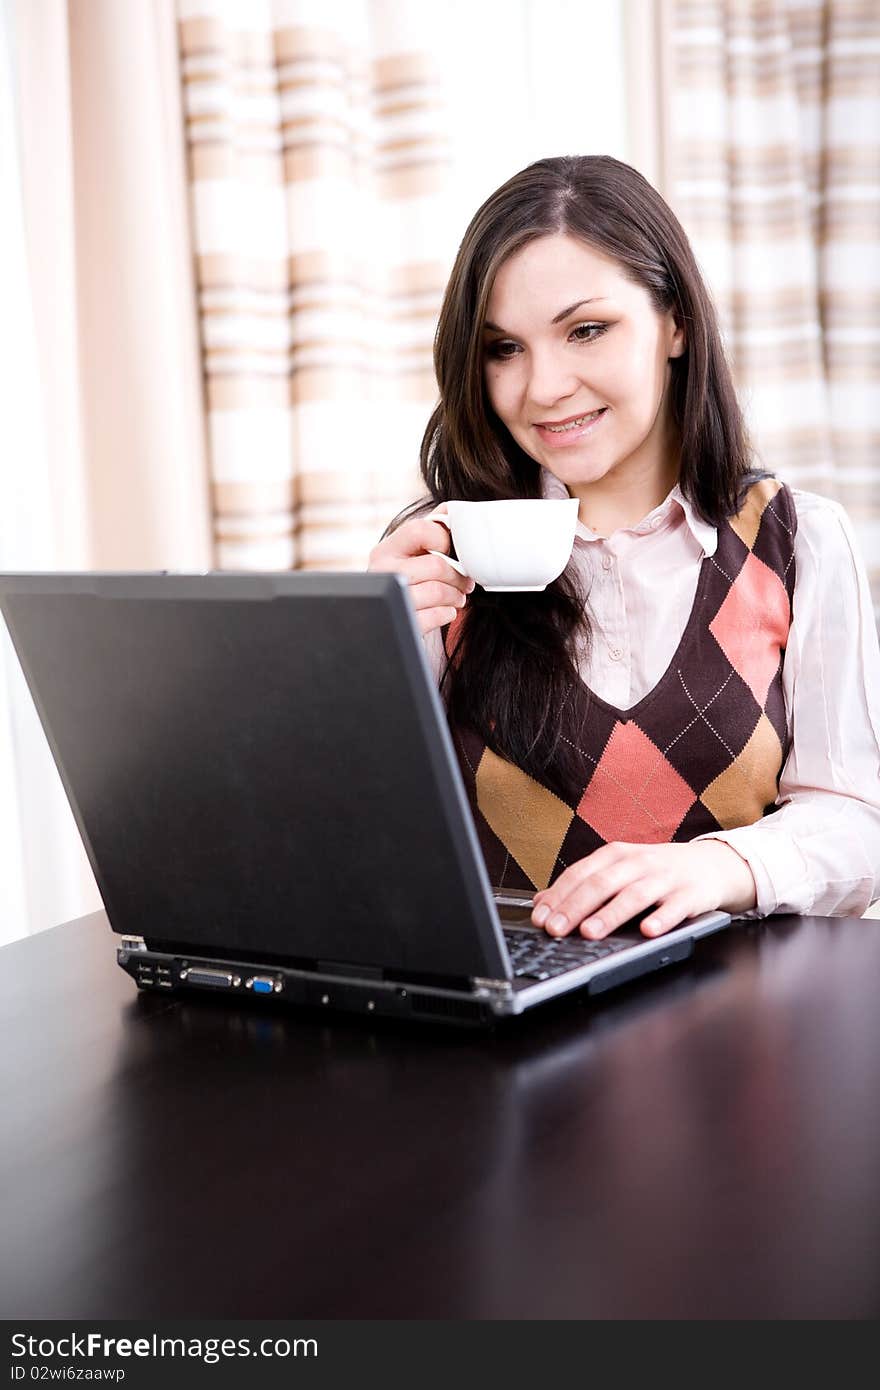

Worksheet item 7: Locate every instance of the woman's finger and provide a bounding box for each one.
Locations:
[532,841,637,909]
[371,548,474,596]
[534,852,653,934]
[416,606,460,635]
[372,517,456,563]
[409,580,470,613]
[640,889,699,937]
[575,876,671,939]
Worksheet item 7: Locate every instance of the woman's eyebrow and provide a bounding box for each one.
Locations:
[484,297,609,333]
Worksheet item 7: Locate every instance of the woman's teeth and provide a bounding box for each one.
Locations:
[544,409,604,433]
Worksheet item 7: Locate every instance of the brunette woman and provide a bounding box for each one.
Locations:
[368,155,880,940]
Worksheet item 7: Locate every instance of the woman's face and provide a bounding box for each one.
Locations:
[482,233,685,496]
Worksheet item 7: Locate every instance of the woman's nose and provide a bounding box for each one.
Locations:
[526,350,581,408]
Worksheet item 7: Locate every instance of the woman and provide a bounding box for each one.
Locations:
[368,155,880,941]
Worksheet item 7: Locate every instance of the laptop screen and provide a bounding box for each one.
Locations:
[0,573,509,982]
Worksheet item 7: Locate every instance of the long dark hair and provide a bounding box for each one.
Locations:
[385,155,763,802]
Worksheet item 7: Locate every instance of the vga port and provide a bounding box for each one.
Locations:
[247,976,278,995]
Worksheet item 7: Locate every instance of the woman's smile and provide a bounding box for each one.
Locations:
[534,406,608,447]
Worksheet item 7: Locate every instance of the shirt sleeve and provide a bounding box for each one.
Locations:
[694,490,880,918]
[422,625,446,687]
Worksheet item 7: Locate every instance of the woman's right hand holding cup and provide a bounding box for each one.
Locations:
[367,511,475,636]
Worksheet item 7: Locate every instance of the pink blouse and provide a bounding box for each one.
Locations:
[423,469,880,918]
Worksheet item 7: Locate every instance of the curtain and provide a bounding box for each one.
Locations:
[1,0,96,944]
[665,0,880,610]
[178,0,455,571]
[1,0,213,943]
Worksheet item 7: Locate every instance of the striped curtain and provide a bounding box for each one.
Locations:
[178,0,452,570]
[666,0,880,608]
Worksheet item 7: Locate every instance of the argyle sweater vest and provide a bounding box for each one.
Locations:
[445,478,797,892]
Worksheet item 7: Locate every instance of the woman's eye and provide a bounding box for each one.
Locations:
[570,322,607,343]
[485,323,607,360]
[486,340,519,359]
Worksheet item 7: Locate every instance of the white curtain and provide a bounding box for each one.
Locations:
[1,0,213,945]
[0,0,95,945]
[180,0,632,571]
[665,0,880,612]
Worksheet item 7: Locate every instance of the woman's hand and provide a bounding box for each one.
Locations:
[531,840,757,938]
[368,512,475,636]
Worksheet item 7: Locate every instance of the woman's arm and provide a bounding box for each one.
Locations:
[693,490,880,917]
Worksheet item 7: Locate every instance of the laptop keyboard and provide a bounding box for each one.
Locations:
[502,928,631,981]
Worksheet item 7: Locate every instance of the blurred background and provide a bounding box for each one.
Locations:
[1,0,877,944]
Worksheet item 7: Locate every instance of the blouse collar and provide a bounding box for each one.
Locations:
[539,467,718,558]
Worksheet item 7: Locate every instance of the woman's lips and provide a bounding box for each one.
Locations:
[534,407,608,447]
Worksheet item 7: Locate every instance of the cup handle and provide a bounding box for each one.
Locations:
[426,549,468,577]
[426,512,469,577]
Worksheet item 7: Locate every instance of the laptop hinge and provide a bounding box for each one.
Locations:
[472,977,514,1000]
[316,959,383,980]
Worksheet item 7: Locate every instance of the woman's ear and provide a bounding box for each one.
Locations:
[668,313,686,359]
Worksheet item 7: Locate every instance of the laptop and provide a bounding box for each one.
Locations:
[0,572,730,1026]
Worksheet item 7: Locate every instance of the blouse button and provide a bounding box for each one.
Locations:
[601,555,614,570]
[609,646,623,660]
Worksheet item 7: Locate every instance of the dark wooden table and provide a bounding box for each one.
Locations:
[2,909,879,1320]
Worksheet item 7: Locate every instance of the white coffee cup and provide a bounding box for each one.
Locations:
[428,497,580,592]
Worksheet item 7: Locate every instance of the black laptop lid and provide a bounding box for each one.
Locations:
[0,572,508,981]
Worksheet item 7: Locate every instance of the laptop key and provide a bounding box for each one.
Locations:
[504,924,640,984]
